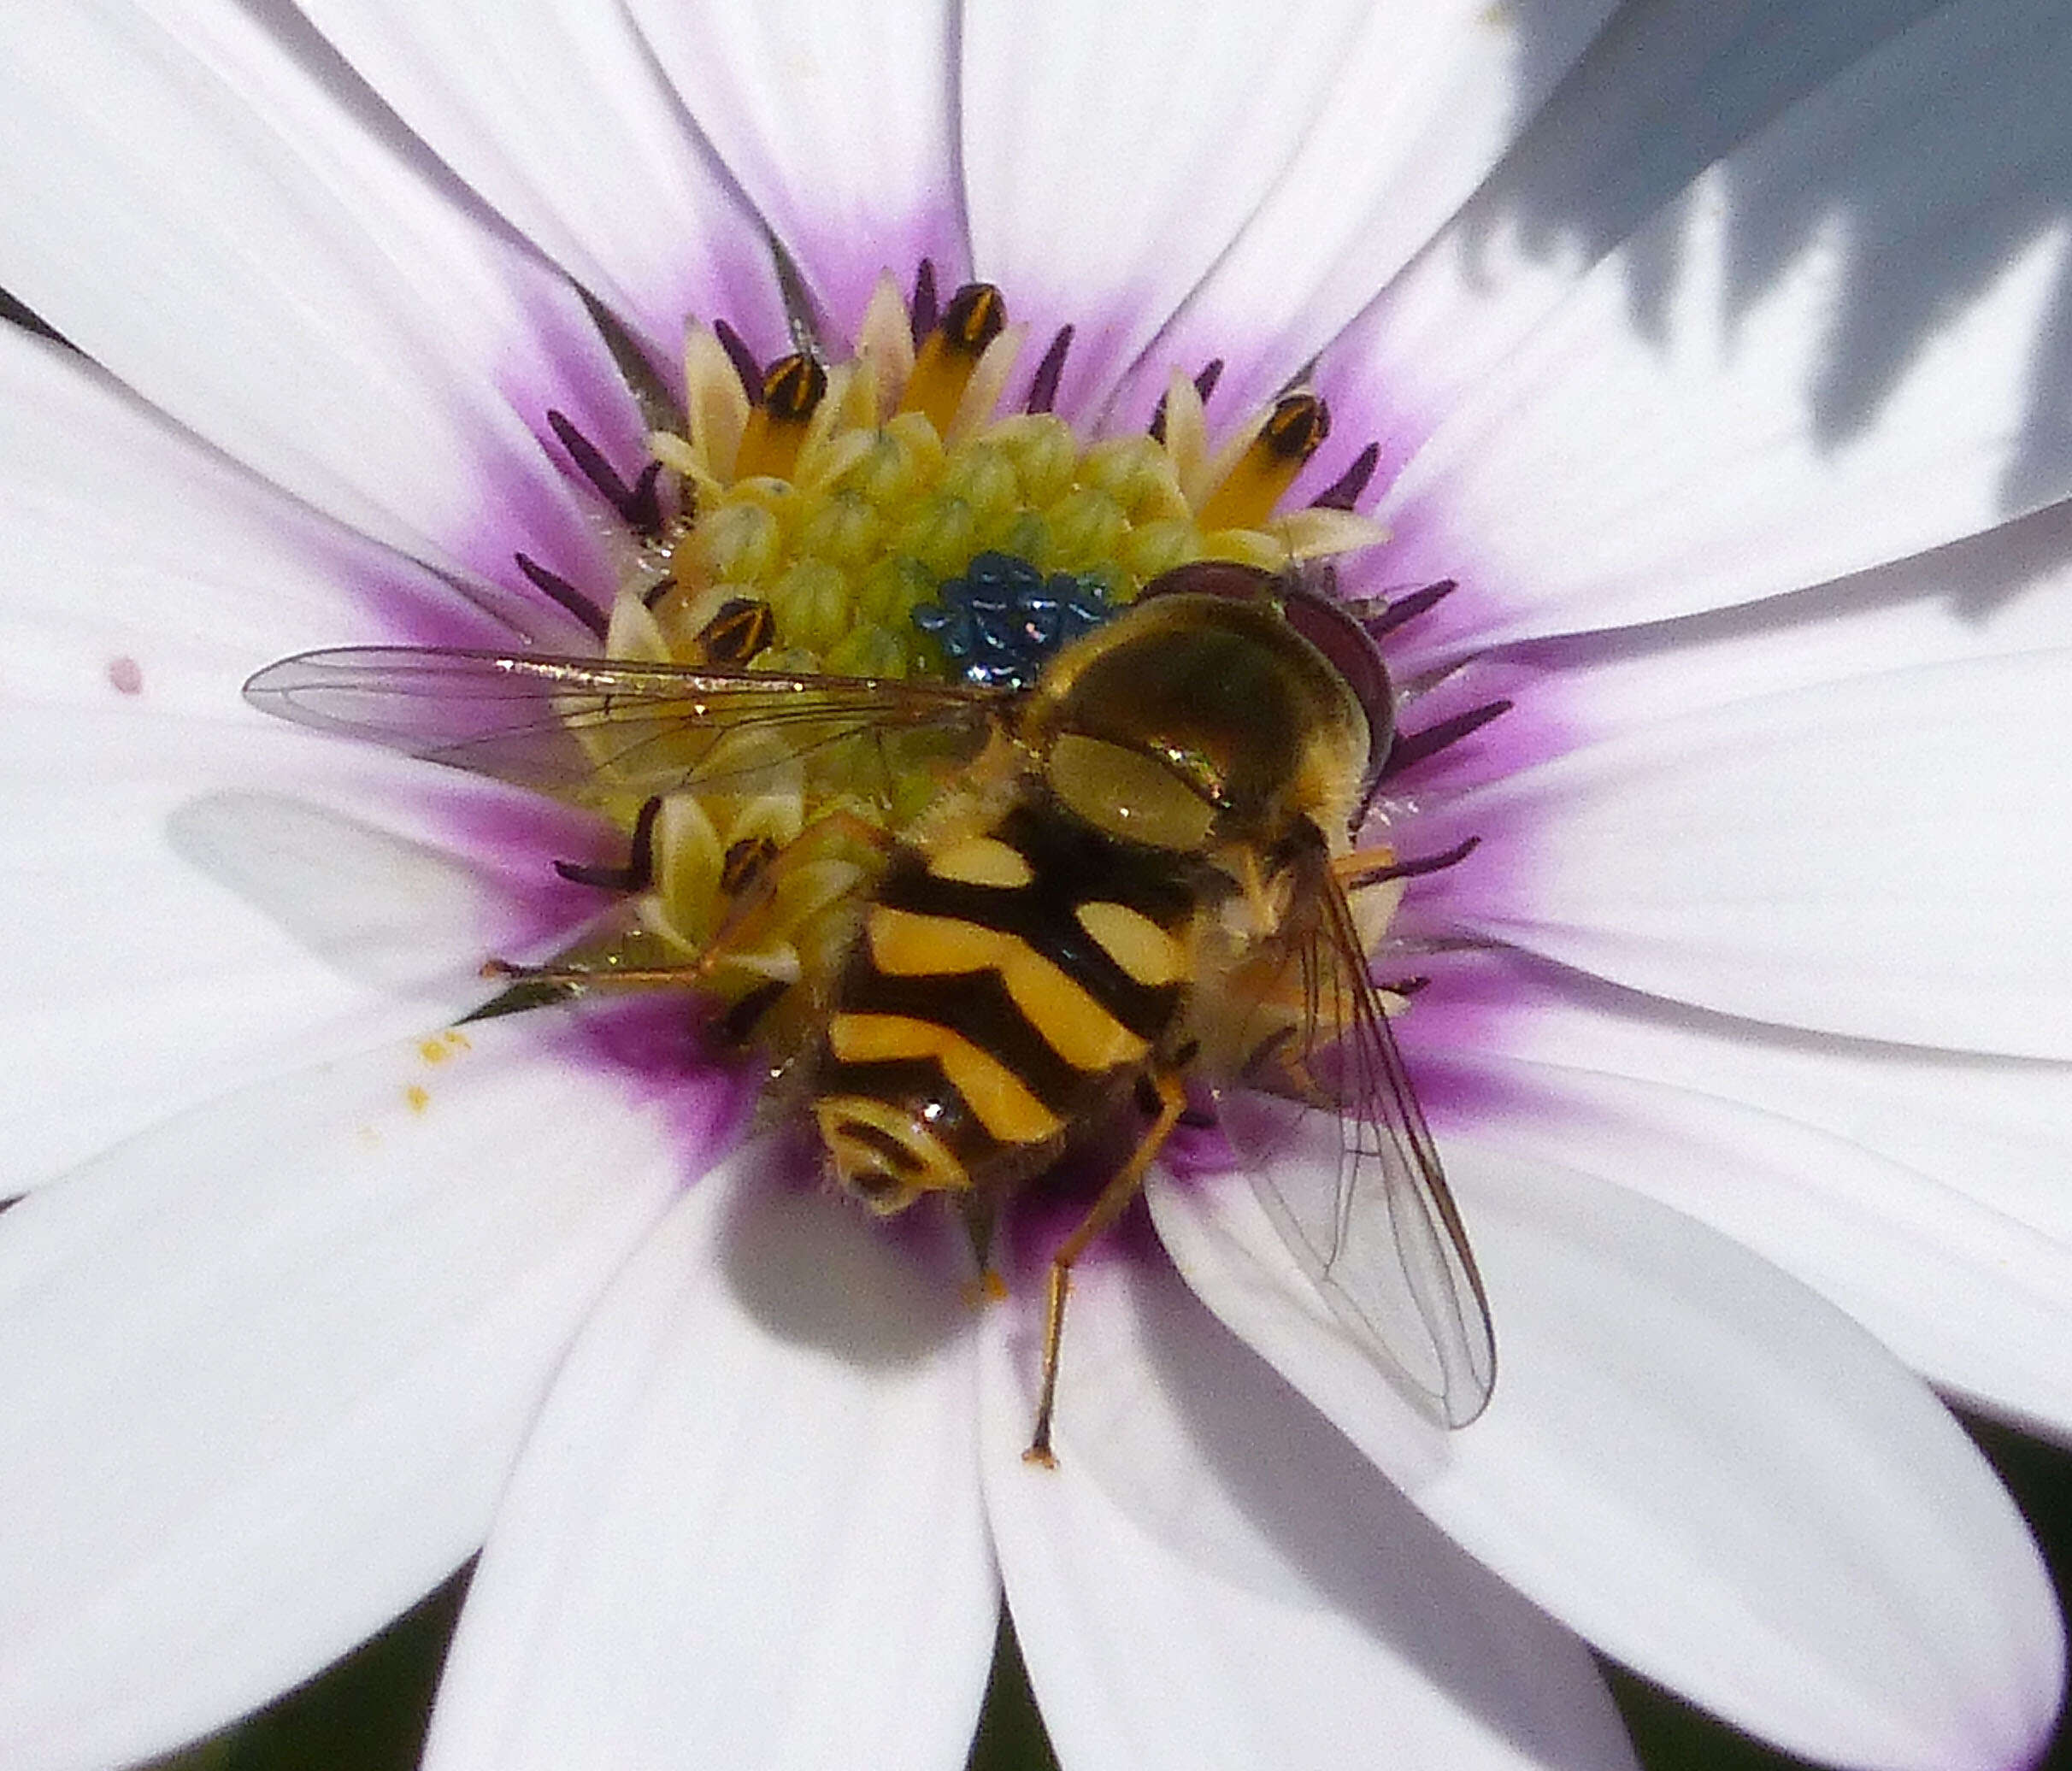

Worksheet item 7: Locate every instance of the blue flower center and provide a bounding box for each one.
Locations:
[913,550,1116,689]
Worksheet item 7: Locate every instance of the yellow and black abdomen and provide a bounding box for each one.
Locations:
[813,797,1198,1208]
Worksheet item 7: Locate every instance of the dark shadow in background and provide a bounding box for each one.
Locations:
[1469,0,2072,519]
[9,1,2069,515]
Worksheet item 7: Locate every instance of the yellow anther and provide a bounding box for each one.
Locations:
[736,353,828,481]
[1196,393,1331,532]
[901,283,1008,435]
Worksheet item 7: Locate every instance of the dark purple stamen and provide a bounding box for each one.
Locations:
[711,318,762,401]
[1369,578,1459,637]
[623,462,663,537]
[911,259,940,344]
[1026,325,1074,414]
[547,409,662,537]
[1146,359,1228,443]
[515,551,609,642]
[713,977,790,1049]
[1310,442,1380,511]
[1382,699,1513,780]
[554,794,662,891]
[1340,836,1480,888]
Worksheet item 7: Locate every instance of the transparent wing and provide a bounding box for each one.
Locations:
[244,647,1010,807]
[1213,850,1495,1427]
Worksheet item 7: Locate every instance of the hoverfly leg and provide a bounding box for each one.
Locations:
[478,956,698,988]
[553,795,664,892]
[1025,1068,1188,1468]
[1139,1053,1216,1129]
[958,1267,1010,1309]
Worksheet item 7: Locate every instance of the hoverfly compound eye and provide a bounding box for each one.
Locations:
[1137,560,1281,605]
[1277,583,1396,789]
[1134,562,1396,796]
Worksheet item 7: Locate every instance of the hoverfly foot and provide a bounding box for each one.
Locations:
[959,1268,1009,1309]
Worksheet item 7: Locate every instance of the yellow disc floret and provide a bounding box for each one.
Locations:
[629,274,1380,687]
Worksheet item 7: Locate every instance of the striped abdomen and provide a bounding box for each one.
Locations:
[813,798,1198,1205]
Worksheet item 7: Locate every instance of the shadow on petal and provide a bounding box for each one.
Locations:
[713,1134,969,1370]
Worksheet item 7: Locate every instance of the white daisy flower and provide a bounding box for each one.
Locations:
[0,3,2066,1771]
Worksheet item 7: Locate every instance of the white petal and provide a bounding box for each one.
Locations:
[1361,0,2072,645]
[1498,499,2072,756]
[0,701,605,1192]
[0,1012,693,1771]
[1414,949,2072,1434]
[1152,1152,2065,1771]
[425,1141,993,1771]
[0,0,635,619]
[1439,649,2072,1056]
[628,0,964,344]
[0,324,527,715]
[0,292,616,1191]
[978,1233,1637,1771]
[291,0,787,368]
[1107,0,1616,432]
[1331,0,1949,474]
[959,0,1374,418]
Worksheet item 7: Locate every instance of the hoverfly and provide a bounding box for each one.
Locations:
[245,560,1495,1458]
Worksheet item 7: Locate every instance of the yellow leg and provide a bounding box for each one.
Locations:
[1024,1070,1187,1467]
